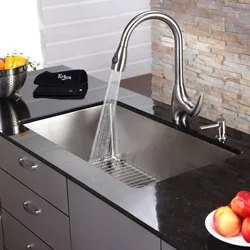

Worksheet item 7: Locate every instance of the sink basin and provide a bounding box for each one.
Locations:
[25,102,238,188]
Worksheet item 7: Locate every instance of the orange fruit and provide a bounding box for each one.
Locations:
[0,59,4,70]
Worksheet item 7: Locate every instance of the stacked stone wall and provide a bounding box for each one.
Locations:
[151,0,250,132]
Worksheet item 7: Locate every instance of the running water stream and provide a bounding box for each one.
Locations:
[89,70,122,162]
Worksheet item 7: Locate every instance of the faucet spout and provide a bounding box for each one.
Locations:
[111,10,203,124]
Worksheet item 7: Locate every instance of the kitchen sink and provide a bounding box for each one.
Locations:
[25,102,238,188]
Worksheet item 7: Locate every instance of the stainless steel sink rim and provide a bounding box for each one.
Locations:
[25,102,238,189]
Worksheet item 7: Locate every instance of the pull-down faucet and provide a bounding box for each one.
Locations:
[111,10,204,125]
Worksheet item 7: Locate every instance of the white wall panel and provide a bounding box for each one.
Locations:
[39,0,152,80]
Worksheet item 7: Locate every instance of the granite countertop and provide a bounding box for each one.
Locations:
[2,66,250,250]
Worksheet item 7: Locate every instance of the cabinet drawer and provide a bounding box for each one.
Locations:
[2,210,52,250]
[0,136,68,214]
[0,169,71,250]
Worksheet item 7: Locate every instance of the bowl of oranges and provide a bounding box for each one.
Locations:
[0,55,28,98]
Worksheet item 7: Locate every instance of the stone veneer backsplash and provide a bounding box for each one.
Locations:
[151,0,250,133]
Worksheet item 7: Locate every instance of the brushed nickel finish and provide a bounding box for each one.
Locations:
[25,104,234,188]
[111,10,203,124]
[0,63,27,98]
[200,118,227,143]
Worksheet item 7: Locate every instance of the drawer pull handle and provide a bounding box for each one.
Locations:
[23,201,42,216]
[19,158,38,171]
[26,244,34,249]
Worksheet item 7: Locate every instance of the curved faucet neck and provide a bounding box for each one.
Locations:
[112,11,184,90]
[112,10,203,123]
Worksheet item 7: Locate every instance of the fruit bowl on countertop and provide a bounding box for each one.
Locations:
[205,210,250,247]
[0,57,28,98]
[205,191,250,247]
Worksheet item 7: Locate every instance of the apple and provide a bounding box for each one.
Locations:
[213,206,241,237]
[242,217,250,243]
[231,191,250,218]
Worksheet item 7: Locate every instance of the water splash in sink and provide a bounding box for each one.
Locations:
[90,70,122,161]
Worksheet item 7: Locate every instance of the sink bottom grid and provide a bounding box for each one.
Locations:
[90,156,157,188]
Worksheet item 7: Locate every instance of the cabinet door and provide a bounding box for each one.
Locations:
[68,180,161,250]
[161,241,176,250]
[0,210,3,250]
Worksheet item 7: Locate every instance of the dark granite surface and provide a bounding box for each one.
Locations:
[2,66,250,250]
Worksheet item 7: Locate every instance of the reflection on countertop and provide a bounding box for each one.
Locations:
[0,95,30,136]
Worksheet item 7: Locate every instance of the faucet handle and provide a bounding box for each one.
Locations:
[189,93,204,117]
[172,90,204,125]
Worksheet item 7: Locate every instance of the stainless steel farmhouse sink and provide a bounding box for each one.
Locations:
[25,103,238,188]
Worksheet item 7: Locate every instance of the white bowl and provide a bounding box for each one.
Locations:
[205,210,250,247]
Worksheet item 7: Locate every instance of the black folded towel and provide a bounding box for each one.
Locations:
[33,70,88,99]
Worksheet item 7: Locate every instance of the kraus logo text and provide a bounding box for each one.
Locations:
[58,74,72,81]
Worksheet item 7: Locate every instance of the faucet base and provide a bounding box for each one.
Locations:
[172,112,188,127]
